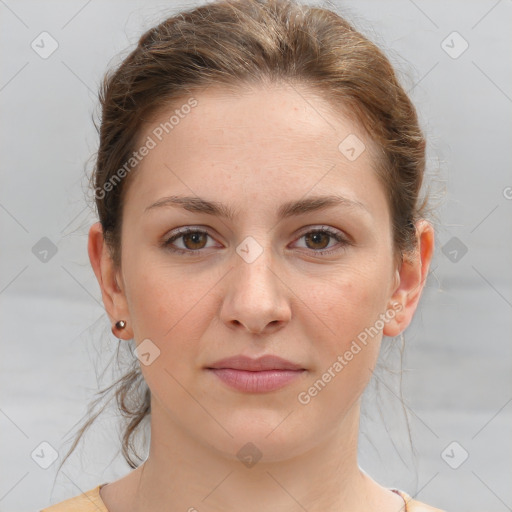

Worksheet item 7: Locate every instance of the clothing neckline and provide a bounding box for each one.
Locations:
[391,488,410,511]
[96,483,410,511]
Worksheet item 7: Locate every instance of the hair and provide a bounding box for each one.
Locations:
[60,0,431,472]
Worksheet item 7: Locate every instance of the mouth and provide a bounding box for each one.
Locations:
[205,355,306,393]
[206,368,306,393]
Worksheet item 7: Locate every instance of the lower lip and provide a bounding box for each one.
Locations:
[207,368,305,393]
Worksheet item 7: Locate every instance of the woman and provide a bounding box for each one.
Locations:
[41,0,443,510]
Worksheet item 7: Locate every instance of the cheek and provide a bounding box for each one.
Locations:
[296,279,384,420]
[304,265,388,338]
[127,269,206,339]
[298,265,389,399]
[124,260,222,375]
[123,266,212,396]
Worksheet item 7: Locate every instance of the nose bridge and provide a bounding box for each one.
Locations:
[220,234,291,333]
[233,234,280,298]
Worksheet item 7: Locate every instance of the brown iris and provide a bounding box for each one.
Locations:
[182,232,208,250]
[304,231,330,250]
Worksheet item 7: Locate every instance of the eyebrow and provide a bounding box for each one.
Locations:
[144,194,369,220]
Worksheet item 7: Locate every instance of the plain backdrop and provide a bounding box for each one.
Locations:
[1,1,511,511]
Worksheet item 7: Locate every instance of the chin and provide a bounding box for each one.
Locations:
[200,411,316,464]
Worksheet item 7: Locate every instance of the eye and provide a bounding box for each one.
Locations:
[162,225,350,257]
[292,226,350,255]
[162,227,219,255]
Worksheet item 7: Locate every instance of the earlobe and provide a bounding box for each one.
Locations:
[383,220,435,338]
[88,222,133,340]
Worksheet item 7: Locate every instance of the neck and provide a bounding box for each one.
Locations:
[123,396,385,512]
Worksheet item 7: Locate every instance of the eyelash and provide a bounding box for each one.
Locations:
[162,226,350,257]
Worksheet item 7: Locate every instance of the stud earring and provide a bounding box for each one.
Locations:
[115,320,126,330]
[112,320,127,338]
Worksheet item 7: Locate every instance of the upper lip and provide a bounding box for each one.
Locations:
[207,355,304,371]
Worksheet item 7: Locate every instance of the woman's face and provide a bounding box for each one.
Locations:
[109,83,412,460]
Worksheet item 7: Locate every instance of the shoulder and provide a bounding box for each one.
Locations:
[39,485,108,512]
[394,489,446,512]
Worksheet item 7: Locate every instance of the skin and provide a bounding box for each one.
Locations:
[88,81,434,512]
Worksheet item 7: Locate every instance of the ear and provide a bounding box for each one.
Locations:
[88,222,133,340]
[383,220,435,337]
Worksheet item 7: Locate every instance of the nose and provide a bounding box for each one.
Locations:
[219,245,291,335]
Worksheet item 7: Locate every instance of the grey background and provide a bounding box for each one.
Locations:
[1,0,511,511]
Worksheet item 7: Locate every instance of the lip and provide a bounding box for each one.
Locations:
[207,355,304,371]
[205,355,306,393]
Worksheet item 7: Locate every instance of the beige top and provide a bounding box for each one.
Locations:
[40,483,445,511]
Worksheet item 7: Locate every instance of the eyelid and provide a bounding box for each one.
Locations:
[295,224,344,238]
[165,225,213,239]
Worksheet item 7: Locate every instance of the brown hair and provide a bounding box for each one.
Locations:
[61,0,430,471]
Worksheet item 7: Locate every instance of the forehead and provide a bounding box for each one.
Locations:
[125,82,386,216]
[149,82,365,153]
